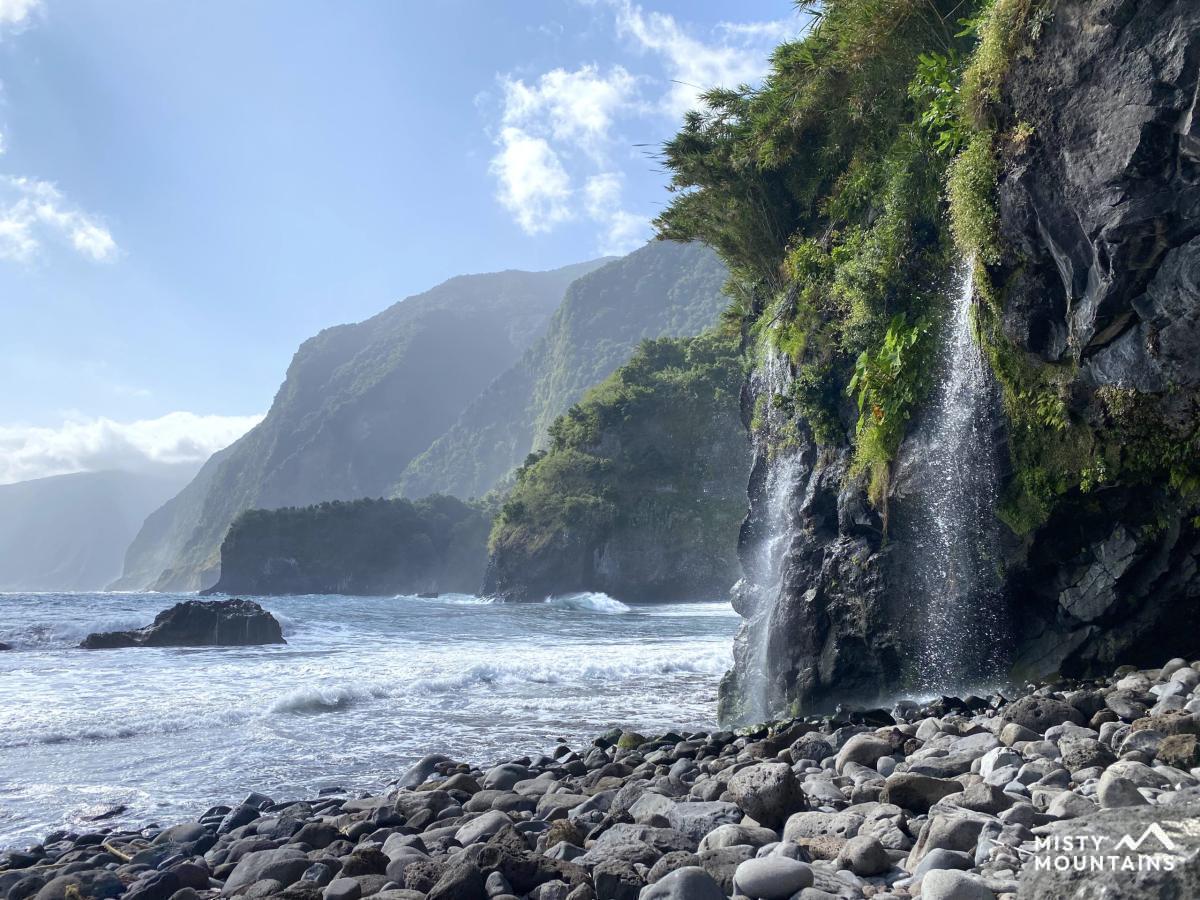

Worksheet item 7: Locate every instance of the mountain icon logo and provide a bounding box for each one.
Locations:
[1114,823,1181,853]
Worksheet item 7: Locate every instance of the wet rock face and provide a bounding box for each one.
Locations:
[997,0,1200,678]
[722,419,931,722]
[79,599,285,649]
[724,0,1200,722]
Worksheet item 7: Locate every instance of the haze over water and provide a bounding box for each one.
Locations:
[0,592,737,847]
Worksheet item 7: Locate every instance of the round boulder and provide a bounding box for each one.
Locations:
[732,856,814,899]
[727,763,807,828]
[639,866,725,900]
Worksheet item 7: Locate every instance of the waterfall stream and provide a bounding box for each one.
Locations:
[743,449,803,722]
[730,266,1008,722]
[738,350,803,723]
[907,264,1009,691]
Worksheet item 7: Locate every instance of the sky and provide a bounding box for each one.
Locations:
[0,0,805,484]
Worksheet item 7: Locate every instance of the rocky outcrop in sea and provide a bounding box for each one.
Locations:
[78,600,284,649]
[7,656,1200,899]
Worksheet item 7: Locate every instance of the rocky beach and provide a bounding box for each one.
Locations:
[5,656,1200,900]
[3,1,1199,900]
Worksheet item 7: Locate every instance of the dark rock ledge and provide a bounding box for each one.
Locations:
[79,600,285,650]
[6,657,1200,898]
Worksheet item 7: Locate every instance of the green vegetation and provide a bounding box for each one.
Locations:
[654,0,989,509]
[486,330,749,600]
[653,0,1195,539]
[214,495,494,596]
[848,313,934,507]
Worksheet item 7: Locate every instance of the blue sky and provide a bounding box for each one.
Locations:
[0,0,803,482]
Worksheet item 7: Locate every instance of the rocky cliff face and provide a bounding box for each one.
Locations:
[484,331,748,602]
[113,261,604,591]
[991,0,1200,677]
[394,241,728,501]
[721,0,1200,723]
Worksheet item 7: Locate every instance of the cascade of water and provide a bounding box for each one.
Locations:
[908,264,1009,691]
[738,350,804,722]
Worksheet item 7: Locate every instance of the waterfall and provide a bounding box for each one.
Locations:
[736,350,804,723]
[907,264,1009,692]
[742,450,804,722]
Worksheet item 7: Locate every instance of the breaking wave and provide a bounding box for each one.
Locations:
[544,592,630,614]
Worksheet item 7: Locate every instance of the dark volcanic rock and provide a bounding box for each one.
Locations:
[1003,696,1085,733]
[79,599,284,649]
[997,0,1200,681]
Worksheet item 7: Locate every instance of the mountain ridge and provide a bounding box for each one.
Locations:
[113,259,607,591]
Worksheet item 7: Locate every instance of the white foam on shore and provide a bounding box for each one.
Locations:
[410,645,730,693]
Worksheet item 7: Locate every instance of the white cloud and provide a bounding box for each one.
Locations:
[0,176,118,263]
[500,64,639,153]
[613,0,793,118]
[584,171,650,255]
[485,3,800,251]
[489,126,573,234]
[0,4,119,264]
[490,63,652,246]
[0,0,40,31]
[715,20,796,43]
[0,412,264,485]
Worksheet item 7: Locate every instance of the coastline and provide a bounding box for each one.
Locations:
[6,658,1200,899]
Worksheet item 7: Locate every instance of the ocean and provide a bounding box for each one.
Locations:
[0,591,737,847]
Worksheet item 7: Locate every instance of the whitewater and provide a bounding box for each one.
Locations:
[0,591,737,847]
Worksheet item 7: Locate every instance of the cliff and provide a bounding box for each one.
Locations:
[207,495,492,596]
[112,261,605,592]
[979,0,1200,677]
[393,241,728,500]
[484,330,749,602]
[655,0,1200,722]
[0,465,197,591]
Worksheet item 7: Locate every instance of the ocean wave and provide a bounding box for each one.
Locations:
[260,608,299,636]
[544,592,631,614]
[0,614,152,649]
[268,683,391,714]
[411,647,730,693]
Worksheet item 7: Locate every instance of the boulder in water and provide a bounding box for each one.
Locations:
[79,599,285,649]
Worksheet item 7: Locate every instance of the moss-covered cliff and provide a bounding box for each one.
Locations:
[208,495,492,596]
[654,0,1200,719]
[483,329,749,602]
